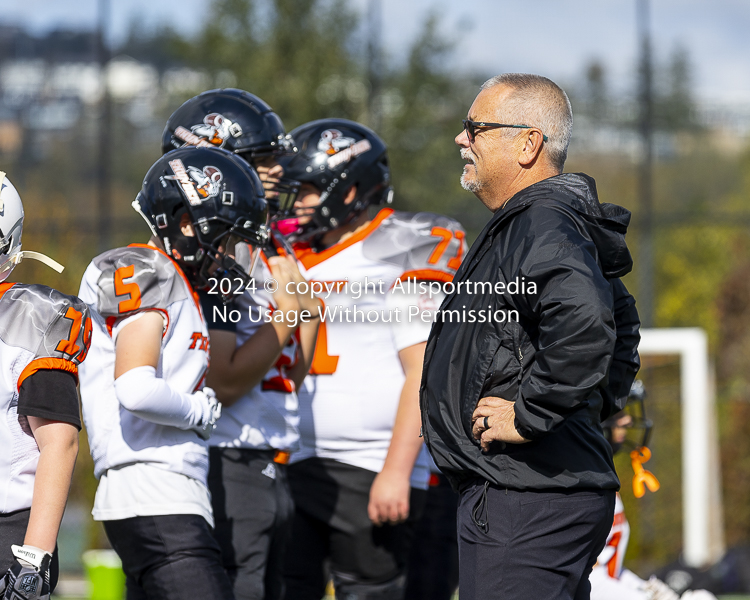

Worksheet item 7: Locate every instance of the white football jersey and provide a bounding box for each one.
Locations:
[292,209,466,488]
[78,244,211,482]
[0,282,91,514]
[210,251,301,451]
[594,492,630,579]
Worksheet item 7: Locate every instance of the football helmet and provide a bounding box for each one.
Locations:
[0,172,64,282]
[132,147,269,291]
[162,88,299,216]
[275,119,393,241]
[602,379,653,454]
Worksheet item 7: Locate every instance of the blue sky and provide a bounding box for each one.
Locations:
[1,0,748,103]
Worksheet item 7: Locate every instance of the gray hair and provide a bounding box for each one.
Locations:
[481,73,572,172]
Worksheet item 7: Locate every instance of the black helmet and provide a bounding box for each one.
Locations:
[602,380,653,454]
[133,146,269,291]
[276,118,392,241]
[162,88,299,215]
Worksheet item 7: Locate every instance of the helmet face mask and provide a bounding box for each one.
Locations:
[134,146,269,297]
[275,119,393,243]
[240,152,301,218]
[602,380,653,454]
[162,89,300,218]
[193,221,265,292]
[0,176,24,283]
[0,174,65,281]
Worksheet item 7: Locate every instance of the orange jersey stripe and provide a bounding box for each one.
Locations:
[398,269,455,283]
[294,208,394,270]
[17,357,79,390]
[0,282,15,300]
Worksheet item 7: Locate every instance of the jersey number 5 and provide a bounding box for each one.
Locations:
[114,265,142,313]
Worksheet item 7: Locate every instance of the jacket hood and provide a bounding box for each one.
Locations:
[505,173,633,278]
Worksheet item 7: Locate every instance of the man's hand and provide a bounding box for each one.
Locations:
[471,396,529,451]
[367,468,411,526]
[0,546,52,599]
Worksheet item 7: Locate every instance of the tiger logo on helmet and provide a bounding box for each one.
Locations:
[317,129,356,155]
[188,165,223,199]
[183,112,243,148]
[164,160,223,205]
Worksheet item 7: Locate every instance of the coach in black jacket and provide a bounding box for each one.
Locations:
[421,74,640,600]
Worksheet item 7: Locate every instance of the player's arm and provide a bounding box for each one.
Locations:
[206,256,302,405]
[368,341,426,526]
[15,363,83,554]
[284,255,321,390]
[114,311,218,437]
[286,316,319,390]
[24,417,78,553]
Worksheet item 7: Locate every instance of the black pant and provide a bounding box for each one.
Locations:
[103,514,234,600]
[405,473,459,600]
[208,447,294,600]
[282,458,426,600]
[0,509,59,592]
[458,482,615,600]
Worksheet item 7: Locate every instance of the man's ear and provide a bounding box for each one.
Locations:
[518,130,545,167]
[343,185,358,205]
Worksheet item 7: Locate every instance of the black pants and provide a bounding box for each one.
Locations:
[458,482,615,600]
[103,514,234,600]
[208,447,294,600]
[405,473,459,600]
[282,458,427,600]
[0,509,59,592]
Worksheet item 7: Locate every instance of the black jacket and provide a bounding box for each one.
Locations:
[420,173,640,491]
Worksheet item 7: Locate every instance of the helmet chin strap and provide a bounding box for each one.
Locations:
[15,250,65,273]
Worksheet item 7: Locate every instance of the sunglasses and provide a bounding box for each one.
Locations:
[462,119,548,143]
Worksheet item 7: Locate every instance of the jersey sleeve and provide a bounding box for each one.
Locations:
[18,369,81,429]
[92,247,191,333]
[387,287,444,351]
[362,211,467,282]
[0,284,93,390]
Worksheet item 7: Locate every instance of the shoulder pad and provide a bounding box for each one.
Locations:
[362,211,467,280]
[92,246,190,319]
[0,283,92,365]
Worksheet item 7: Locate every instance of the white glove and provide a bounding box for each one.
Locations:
[620,568,648,590]
[192,387,222,441]
[0,545,52,600]
[680,591,718,600]
[644,576,680,600]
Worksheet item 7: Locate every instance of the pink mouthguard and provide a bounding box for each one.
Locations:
[274,218,301,236]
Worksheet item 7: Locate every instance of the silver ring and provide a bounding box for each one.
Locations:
[483,416,490,429]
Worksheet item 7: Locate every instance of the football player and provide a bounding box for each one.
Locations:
[275,119,467,600]
[0,173,92,600]
[591,381,717,600]
[164,89,319,600]
[77,147,269,600]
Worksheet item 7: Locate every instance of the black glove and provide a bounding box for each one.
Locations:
[0,545,52,600]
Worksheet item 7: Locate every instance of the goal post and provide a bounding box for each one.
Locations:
[638,328,724,568]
